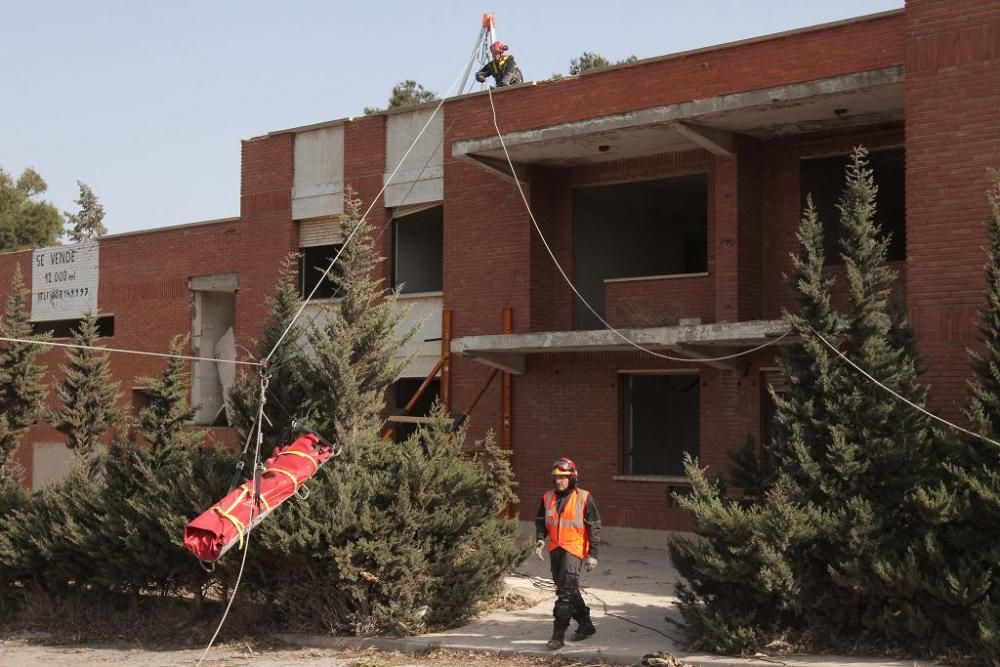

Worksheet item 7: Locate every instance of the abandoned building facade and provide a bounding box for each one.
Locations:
[6,0,999,533]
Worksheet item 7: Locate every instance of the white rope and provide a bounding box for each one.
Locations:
[484,86,791,365]
[196,374,269,666]
[809,326,1000,450]
[0,335,262,367]
[265,37,486,363]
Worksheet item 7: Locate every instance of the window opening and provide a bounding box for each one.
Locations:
[620,373,700,476]
[800,147,905,263]
[299,244,343,299]
[393,205,443,294]
[391,377,441,443]
[573,174,708,330]
[191,290,236,426]
[31,315,115,339]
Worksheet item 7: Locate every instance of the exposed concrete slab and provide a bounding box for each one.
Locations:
[452,67,903,168]
[451,320,792,374]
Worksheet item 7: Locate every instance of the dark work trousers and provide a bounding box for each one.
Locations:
[549,547,589,629]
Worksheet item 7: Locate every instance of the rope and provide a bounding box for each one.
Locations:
[807,325,1000,449]
[484,86,791,365]
[196,372,269,666]
[0,335,262,367]
[265,37,485,363]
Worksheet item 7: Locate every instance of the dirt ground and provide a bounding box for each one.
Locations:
[0,635,628,667]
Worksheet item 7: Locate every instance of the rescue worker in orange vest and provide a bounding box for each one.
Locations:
[475,40,524,87]
[534,457,602,650]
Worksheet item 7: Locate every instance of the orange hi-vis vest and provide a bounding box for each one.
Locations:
[543,488,591,559]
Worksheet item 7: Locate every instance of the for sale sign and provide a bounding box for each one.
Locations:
[31,240,99,321]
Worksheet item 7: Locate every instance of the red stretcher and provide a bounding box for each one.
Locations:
[183,432,337,563]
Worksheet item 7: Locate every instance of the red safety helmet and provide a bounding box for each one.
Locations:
[551,457,578,481]
[490,40,508,55]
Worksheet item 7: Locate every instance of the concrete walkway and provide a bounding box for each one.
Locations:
[278,540,932,666]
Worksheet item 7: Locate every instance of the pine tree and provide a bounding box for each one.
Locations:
[241,192,523,635]
[812,149,936,643]
[0,265,48,473]
[63,181,107,241]
[300,191,414,452]
[669,195,842,652]
[47,311,122,458]
[672,148,938,654]
[95,337,231,600]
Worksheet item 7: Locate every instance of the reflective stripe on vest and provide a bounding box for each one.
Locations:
[542,488,590,559]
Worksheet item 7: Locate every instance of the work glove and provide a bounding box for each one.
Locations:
[535,539,545,560]
[585,556,598,572]
[475,72,486,83]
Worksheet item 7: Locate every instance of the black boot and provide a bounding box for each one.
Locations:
[570,617,596,641]
[546,625,566,650]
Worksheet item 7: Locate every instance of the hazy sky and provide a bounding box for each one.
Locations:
[2,0,904,236]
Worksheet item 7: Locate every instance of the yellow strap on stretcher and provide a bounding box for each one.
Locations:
[264,466,301,493]
[211,477,277,551]
[275,448,319,472]
[242,481,273,512]
[213,487,249,549]
[210,452,319,552]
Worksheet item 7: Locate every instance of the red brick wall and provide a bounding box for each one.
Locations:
[738,137,766,321]
[343,115,390,285]
[442,102,535,443]
[605,276,713,328]
[0,217,244,484]
[528,166,574,332]
[512,351,774,530]
[904,0,1000,419]
[237,134,296,347]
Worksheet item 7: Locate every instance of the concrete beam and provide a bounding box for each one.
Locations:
[188,272,239,292]
[462,154,530,184]
[669,121,736,158]
[462,351,526,375]
[666,344,740,370]
[452,320,794,362]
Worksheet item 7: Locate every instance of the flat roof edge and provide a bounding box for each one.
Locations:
[258,9,903,141]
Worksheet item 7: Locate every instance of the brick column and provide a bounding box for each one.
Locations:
[904,0,1000,418]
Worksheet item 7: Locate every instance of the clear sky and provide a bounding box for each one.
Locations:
[2,0,904,236]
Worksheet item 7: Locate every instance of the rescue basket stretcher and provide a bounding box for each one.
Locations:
[183,431,337,563]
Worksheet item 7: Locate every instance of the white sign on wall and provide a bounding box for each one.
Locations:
[31,240,100,321]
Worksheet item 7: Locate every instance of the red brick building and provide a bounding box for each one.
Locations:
[5,0,999,535]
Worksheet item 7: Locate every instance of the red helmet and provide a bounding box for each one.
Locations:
[551,457,578,481]
[490,40,508,55]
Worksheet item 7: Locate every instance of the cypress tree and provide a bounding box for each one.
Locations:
[0,265,48,473]
[47,311,122,459]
